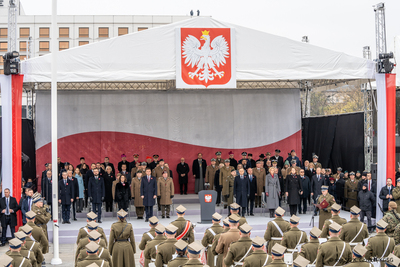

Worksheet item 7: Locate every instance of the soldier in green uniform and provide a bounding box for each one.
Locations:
[216,214,241,267]
[22,211,48,255]
[180,242,205,267]
[344,172,359,210]
[228,203,247,226]
[365,219,395,267]
[382,202,400,237]
[220,159,235,208]
[317,185,336,230]
[224,223,253,267]
[299,227,322,265]
[167,240,189,267]
[76,211,108,247]
[316,222,352,267]
[19,224,43,267]
[281,215,308,260]
[76,230,109,266]
[201,212,223,267]
[155,224,179,267]
[212,218,230,267]
[264,207,291,254]
[77,242,110,267]
[253,161,266,208]
[321,203,347,238]
[222,169,236,211]
[243,236,272,267]
[215,151,224,166]
[5,238,32,267]
[140,216,159,267]
[31,196,51,243]
[0,254,13,267]
[312,155,322,169]
[392,179,400,213]
[76,221,107,259]
[269,243,288,267]
[345,244,370,267]
[109,209,135,267]
[144,224,167,267]
[385,254,400,267]
[171,205,194,243]
[339,206,369,249]
[13,232,36,267]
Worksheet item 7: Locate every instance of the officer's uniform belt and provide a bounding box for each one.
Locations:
[116,239,129,242]
[286,248,299,252]
[271,237,282,241]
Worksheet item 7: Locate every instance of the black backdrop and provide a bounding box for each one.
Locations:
[302,112,364,173]
[0,118,36,183]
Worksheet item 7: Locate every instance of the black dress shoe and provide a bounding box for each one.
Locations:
[167,216,170,218]
[0,243,5,247]
[73,218,77,221]
[66,221,71,224]
[162,216,165,218]
[98,220,102,223]
[62,221,65,224]
[145,219,149,222]
[250,213,254,216]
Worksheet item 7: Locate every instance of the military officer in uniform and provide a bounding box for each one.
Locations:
[253,161,266,208]
[393,179,400,213]
[155,224,179,267]
[212,218,230,267]
[339,206,369,249]
[109,209,135,267]
[31,196,51,242]
[180,242,205,267]
[5,238,31,267]
[201,212,223,267]
[222,170,236,212]
[281,215,308,260]
[139,216,159,267]
[344,172,359,210]
[321,203,347,238]
[215,151,224,166]
[167,240,189,267]
[264,207,291,254]
[312,155,322,169]
[19,224,44,267]
[76,231,111,267]
[22,211,48,255]
[0,254,13,267]
[76,222,107,260]
[216,214,241,267]
[382,202,400,237]
[13,232,36,267]
[316,222,352,267]
[345,244,369,267]
[317,185,336,229]
[224,223,253,267]
[171,205,194,243]
[391,241,400,259]
[228,203,247,226]
[220,159,235,208]
[365,219,395,267]
[243,236,272,267]
[77,242,110,267]
[268,243,288,267]
[132,171,145,219]
[299,227,321,265]
[76,211,107,246]
[157,170,175,219]
[205,158,218,190]
[144,224,167,267]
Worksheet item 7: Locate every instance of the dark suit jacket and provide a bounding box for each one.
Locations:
[271,155,284,169]
[69,177,79,199]
[379,185,394,211]
[176,163,190,184]
[248,174,257,201]
[192,159,207,179]
[234,175,250,207]
[118,160,130,173]
[140,175,157,206]
[88,176,105,204]
[41,177,53,204]
[58,179,74,205]
[20,196,32,224]
[0,196,20,227]
[311,174,325,197]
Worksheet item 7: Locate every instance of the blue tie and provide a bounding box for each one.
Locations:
[6,198,9,215]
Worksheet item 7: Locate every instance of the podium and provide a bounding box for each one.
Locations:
[198,190,217,223]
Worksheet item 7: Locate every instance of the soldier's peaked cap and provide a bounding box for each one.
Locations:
[174,239,188,251]
[211,158,216,162]
[271,243,286,256]
[86,241,100,253]
[176,205,187,214]
[165,224,178,234]
[87,221,99,230]
[225,159,230,163]
[331,203,342,212]
[252,236,266,247]
[275,207,285,216]
[19,224,33,234]
[155,224,165,234]
[215,151,222,155]
[353,244,367,257]
[376,219,388,230]
[386,254,400,267]
[212,212,222,221]
[187,242,203,255]
[293,255,310,267]
[310,227,322,238]
[0,254,13,267]
[149,216,159,225]
[321,185,329,191]
[87,211,98,220]
[329,222,342,233]
[239,223,252,234]
[228,214,240,223]
[25,210,36,219]
[87,263,100,267]
[223,218,230,226]
[88,230,102,241]
[9,238,22,249]
[117,209,128,218]
[290,215,300,224]
[350,206,361,215]
[14,232,27,241]
[230,203,240,210]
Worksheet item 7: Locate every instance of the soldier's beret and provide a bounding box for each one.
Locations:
[176,205,187,214]
[293,255,310,267]
[87,221,99,230]
[248,153,253,157]
[353,244,367,257]
[117,209,128,218]
[271,243,286,256]
[0,254,13,267]
[188,242,203,255]
[241,152,247,156]
[14,231,27,241]
[321,185,329,191]
[344,171,348,174]
[223,218,230,227]
[87,211,98,221]
[228,214,240,223]
[225,159,230,163]
[252,236,266,248]
[376,219,388,230]
[146,156,152,160]
[331,203,342,212]
[290,215,300,224]
[386,254,400,267]
[275,149,281,153]
[230,203,240,210]
[239,223,252,234]
[211,158,216,162]
[133,154,139,157]
[141,162,147,166]
[86,241,100,253]
[309,227,322,238]
[275,207,285,216]
[313,155,318,159]
[174,239,188,251]
[165,224,178,235]
[259,154,265,158]
[88,230,102,241]
[9,238,23,249]
[329,222,342,233]
[212,212,222,221]
[19,224,33,234]
[155,224,165,234]
[357,170,361,173]
[215,151,222,156]
[149,216,159,225]
[350,206,361,215]
[349,172,355,175]
[25,210,36,219]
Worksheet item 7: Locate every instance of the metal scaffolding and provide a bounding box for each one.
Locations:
[363,47,374,172]
[7,0,17,52]
[374,2,387,59]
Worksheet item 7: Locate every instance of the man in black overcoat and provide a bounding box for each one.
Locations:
[58,171,74,224]
[247,168,257,216]
[234,168,250,217]
[192,153,207,194]
[140,168,157,222]
[0,188,20,246]
[176,158,190,195]
[88,168,105,223]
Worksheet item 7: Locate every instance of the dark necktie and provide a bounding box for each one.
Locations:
[368,181,371,191]
[6,198,9,215]
[148,176,150,182]
[64,180,66,186]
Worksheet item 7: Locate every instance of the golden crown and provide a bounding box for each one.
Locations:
[202,30,210,35]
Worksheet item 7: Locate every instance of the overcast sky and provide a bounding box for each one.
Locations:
[20,0,400,59]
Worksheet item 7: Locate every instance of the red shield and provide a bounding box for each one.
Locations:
[180,28,232,88]
[205,194,212,203]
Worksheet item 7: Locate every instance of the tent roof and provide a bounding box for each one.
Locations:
[21,17,375,84]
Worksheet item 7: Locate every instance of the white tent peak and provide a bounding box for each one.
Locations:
[21,16,375,83]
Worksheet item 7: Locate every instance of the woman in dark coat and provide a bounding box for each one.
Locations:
[233,169,250,217]
[104,166,116,212]
[335,173,346,205]
[328,177,336,200]
[115,175,131,212]
[285,167,303,216]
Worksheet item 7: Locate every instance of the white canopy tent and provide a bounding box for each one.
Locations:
[21,17,375,85]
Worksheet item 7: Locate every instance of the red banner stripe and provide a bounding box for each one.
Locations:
[386,74,396,180]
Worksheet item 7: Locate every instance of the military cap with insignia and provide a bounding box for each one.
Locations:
[211,158,216,162]
[149,216,159,225]
[223,218,230,227]
[19,224,33,234]
[141,162,147,166]
[266,152,271,156]
[275,207,285,216]
[25,210,36,220]
[313,155,318,159]
[376,219,388,230]
[165,224,178,235]
[293,255,310,267]
[32,196,43,203]
[290,215,300,224]
[349,171,355,176]
[176,205,187,214]
[386,253,400,267]
[0,254,13,267]
[224,159,230,163]
[153,154,159,158]
[215,151,222,156]
[187,242,204,255]
[155,224,165,234]
[159,159,164,162]
[271,159,278,163]
[88,230,102,241]
[241,152,247,156]
[337,167,342,171]
[291,159,296,163]
[252,236,266,248]
[310,227,322,238]
[228,213,240,223]
[256,161,263,164]
[271,243,286,256]
[86,241,100,253]
[350,206,361,215]
[133,154,139,157]
[329,222,342,233]
[212,212,222,221]
[117,209,128,218]
[321,185,329,191]
[87,211,98,221]
[9,238,23,249]
[14,231,27,241]
[352,244,367,257]
[239,223,253,234]
[87,221,99,230]
[230,203,240,210]
[174,239,188,252]
[331,203,342,212]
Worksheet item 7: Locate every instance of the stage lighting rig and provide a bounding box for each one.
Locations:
[3,51,20,75]
[377,52,394,74]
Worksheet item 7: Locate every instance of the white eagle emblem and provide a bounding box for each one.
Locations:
[182,30,229,83]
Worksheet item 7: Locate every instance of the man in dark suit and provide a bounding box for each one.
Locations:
[128,154,139,173]
[41,169,53,214]
[102,156,115,174]
[57,157,64,176]
[84,163,96,208]
[234,168,250,217]
[140,168,157,222]
[271,149,284,169]
[88,168,105,223]
[67,170,79,221]
[310,167,325,216]
[149,154,159,170]
[20,188,33,224]
[0,188,20,246]
[247,168,257,216]
[176,158,190,195]
[365,172,377,218]
[119,163,131,185]
[192,153,207,194]
[76,157,86,170]
[379,177,393,212]
[117,154,130,173]
[59,171,74,224]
